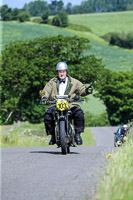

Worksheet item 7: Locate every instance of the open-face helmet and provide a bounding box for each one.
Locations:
[56,62,67,71]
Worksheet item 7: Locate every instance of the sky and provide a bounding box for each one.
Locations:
[1,0,83,8]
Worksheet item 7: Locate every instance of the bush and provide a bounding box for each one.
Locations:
[101,32,114,42]
[68,23,92,32]
[18,11,31,22]
[41,10,50,24]
[102,32,133,49]
[52,11,68,27]
[58,11,68,27]
[31,17,43,24]
[52,15,61,27]
[110,32,133,49]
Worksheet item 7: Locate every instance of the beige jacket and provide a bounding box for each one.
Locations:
[41,75,87,108]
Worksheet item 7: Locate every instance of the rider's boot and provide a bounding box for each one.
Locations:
[49,134,56,145]
[75,133,83,145]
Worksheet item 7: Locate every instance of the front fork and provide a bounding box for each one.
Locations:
[55,111,71,146]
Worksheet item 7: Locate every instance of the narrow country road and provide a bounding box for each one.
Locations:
[90,126,117,147]
[1,127,118,200]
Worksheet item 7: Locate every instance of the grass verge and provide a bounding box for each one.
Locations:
[0,123,95,148]
[82,128,95,146]
[94,124,133,200]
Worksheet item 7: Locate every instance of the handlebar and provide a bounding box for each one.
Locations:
[40,99,56,105]
[40,96,85,105]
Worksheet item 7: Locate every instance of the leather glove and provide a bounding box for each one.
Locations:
[85,85,93,95]
[73,95,80,101]
[41,96,48,105]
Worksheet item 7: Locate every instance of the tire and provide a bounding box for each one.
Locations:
[69,124,75,145]
[67,146,70,154]
[114,136,117,147]
[60,120,67,155]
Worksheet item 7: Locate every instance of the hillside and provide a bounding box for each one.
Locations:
[2,21,74,49]
[68,11,133,36]
[67,11,133,71]
[2,11,133,71]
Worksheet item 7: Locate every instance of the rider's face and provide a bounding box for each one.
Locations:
[58,70,67,79]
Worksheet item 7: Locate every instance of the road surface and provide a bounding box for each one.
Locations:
[1,127,118,200]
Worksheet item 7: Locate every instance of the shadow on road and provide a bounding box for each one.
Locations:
[30,151,80,155]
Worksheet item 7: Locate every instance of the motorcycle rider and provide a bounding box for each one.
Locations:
[40,62,93,145]
[120,124,128,136]
[115,124,128,143]
[116,124,128,136]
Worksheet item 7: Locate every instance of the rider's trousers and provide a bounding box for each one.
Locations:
[44,106,84,136]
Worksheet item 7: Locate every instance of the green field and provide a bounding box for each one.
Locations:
[68,11,133,36]
[2,21,74,49]
[2,11,133,71]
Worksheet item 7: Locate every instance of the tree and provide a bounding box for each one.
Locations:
[18,11,31,22]
[1,36,104,124]
[0,5,12,21]
[126,2,133,10]
[71,5,81,14]
[49,0,64,15]
[0,5,22,21]
[23,0,49,16]
[66,3,72,14]
[95,70,133,125]
[80,1,93,13]
[41,10,50,23]
[11,8,20,20]
[57,0,64,12]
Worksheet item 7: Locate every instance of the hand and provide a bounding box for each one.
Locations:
[41,96,48,105]
[39,90,45,97]
[73,95,80,101]
[85,85,93,94]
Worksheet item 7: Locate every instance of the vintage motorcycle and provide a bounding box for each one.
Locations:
[114,132,127,147]
[40,95,84,154]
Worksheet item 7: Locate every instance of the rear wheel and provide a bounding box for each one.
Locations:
[60,121,67,155]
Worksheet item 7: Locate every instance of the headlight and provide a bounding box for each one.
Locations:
[117,140,122,145]
[56,99,68,111]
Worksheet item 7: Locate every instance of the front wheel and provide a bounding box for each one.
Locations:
[67,146,70,154]
[60,121,67,155]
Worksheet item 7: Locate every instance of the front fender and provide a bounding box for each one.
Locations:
[59,116,66,121]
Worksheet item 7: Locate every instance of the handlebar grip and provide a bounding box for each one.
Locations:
[48,101,56,104]
[77,99,85,102]
[68,99,85,103]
